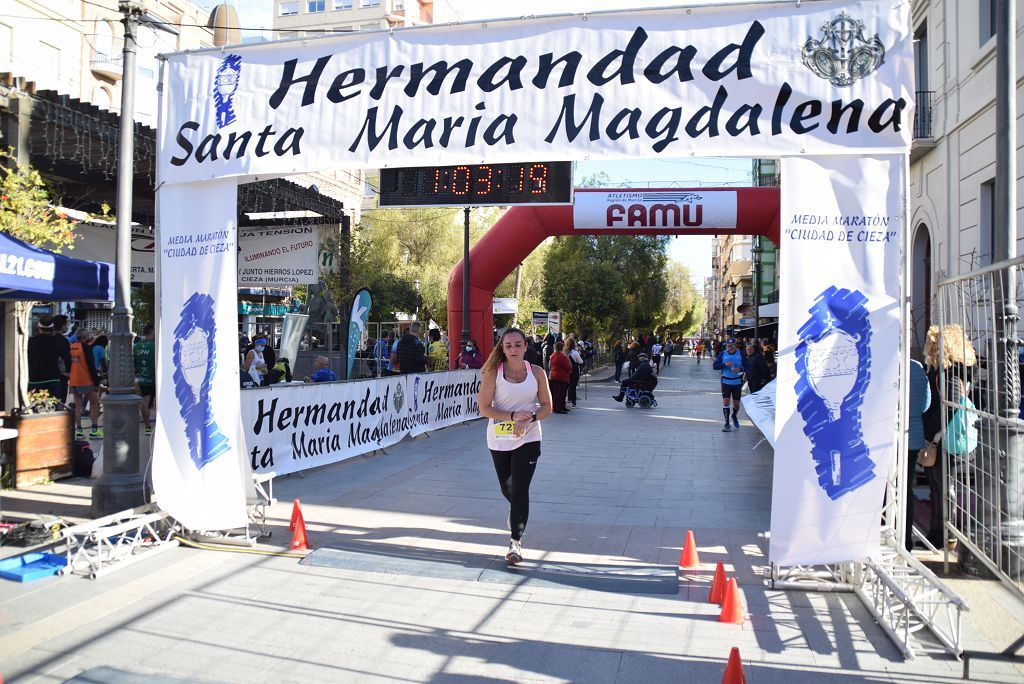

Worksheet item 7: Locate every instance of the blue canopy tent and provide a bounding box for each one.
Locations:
[1,231,114,411]
[0,230,114,301]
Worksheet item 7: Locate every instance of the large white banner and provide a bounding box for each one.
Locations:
[152,179,249,531]
[741,379,776,449]
[770,155,902,566]
[238,226,320,286]
[407,370,482,438]
[241,370,481,475]
[159,0,912,184]
[573,189,737,230]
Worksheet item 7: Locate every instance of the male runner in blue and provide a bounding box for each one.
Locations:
[713,338,745,432]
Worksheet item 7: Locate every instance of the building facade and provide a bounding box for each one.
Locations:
[908,0,1020,352]
[0,0,216,127]
[273,0,432,37]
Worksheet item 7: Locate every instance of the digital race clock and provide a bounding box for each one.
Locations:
[378,161,573,207]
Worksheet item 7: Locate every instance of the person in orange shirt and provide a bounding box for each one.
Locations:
[69,329,102,439]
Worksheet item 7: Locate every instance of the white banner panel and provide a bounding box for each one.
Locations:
[160,0,912,183]
[740,378,776,449]
[73,223,156,283]
[238,226,319,286]
[770,155,902,566]
[407,370,482,437]
[573,189,737,230]
[152,179,248,531]
[241,371,481,474]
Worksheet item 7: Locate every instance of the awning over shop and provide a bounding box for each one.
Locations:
[0,231,114,301]
[733,321,778,340]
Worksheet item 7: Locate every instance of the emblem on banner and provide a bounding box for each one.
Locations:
[394,381,405,412]
[213,54,242,128]
[801,13,885,87]
[794,286,873,500]
[173,292,230,470]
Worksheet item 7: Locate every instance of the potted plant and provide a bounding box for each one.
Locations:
[2,390,75,488]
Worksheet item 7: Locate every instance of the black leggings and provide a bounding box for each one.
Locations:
[490,441,541,541]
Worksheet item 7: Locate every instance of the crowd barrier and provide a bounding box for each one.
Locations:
[240,369,482,475]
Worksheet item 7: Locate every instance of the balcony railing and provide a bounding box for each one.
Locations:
[913,90,933,139]
[88,35,124,81]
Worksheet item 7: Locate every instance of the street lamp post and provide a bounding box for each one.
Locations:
[93,0,145,516]
[414,278,420,321]
[729,280,738,337]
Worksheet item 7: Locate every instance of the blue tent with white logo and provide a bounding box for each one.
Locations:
[0,230,114,301]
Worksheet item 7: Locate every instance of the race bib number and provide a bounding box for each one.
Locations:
[492,421,519,441]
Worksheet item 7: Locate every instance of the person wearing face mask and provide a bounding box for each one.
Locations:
[456,339,484,369]
[244,334,273,386]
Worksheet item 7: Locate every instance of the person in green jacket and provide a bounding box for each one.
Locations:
[134,324,156,435]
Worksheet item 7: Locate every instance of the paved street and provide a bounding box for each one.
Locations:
[2,356,1024,683]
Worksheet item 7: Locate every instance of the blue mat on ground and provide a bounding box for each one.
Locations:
[301,547,678,594]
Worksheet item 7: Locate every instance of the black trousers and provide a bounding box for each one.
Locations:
[550,379,568,411]
[491,441,541,541]
[568,375,580,405]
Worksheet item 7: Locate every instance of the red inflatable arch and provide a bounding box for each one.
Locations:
[447,187,780,364]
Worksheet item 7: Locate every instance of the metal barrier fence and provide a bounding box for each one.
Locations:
[936,256,1024,598]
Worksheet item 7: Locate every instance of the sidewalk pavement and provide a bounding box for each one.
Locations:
[2,356,1024,682]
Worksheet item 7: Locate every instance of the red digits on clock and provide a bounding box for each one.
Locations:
[475,166,492,195]
[431,168,441,194]
[453,166,470,195]
[529,164,548,194]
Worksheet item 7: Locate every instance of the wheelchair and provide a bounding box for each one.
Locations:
[623,377,658,408]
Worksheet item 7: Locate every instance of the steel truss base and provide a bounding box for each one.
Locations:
[770,543,967,660]
[186,472,278,547]
[61,506,179,579]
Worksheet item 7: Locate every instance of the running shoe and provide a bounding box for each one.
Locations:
[505,539,523,565]
[722,422,732,432]
[144,426,153,436]
[733,416,740,429]
[89,429,103,439]
[75,429,85,440]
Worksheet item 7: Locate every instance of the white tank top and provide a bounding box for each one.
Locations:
[486,362,542,451]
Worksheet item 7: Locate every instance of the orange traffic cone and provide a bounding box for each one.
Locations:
[289,499,302,531]
[290,506,309,551]
[718,578,745,624]
[678,529,700,568]
[721,647,746,684]
[708,561,727,604]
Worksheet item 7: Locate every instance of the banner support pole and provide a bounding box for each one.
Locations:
[462,207,470,347]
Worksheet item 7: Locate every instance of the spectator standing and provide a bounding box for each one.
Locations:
[626,341,641,376]
[744,343,772,394]
[428,328,448,371]
[548,341,573,413]
[393,322,428,374]
[456,339,484,369]
[566,338,584,408]
[371,330,394,376]
[612,340,625,382]
[134,324,156,435]
[92,334,110,387]
[27,315,71,401]
[663,339,674,367]
[244,334,271,385]
[69,329,102,439]
[905,357,931,551]
[651,340,663,374]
